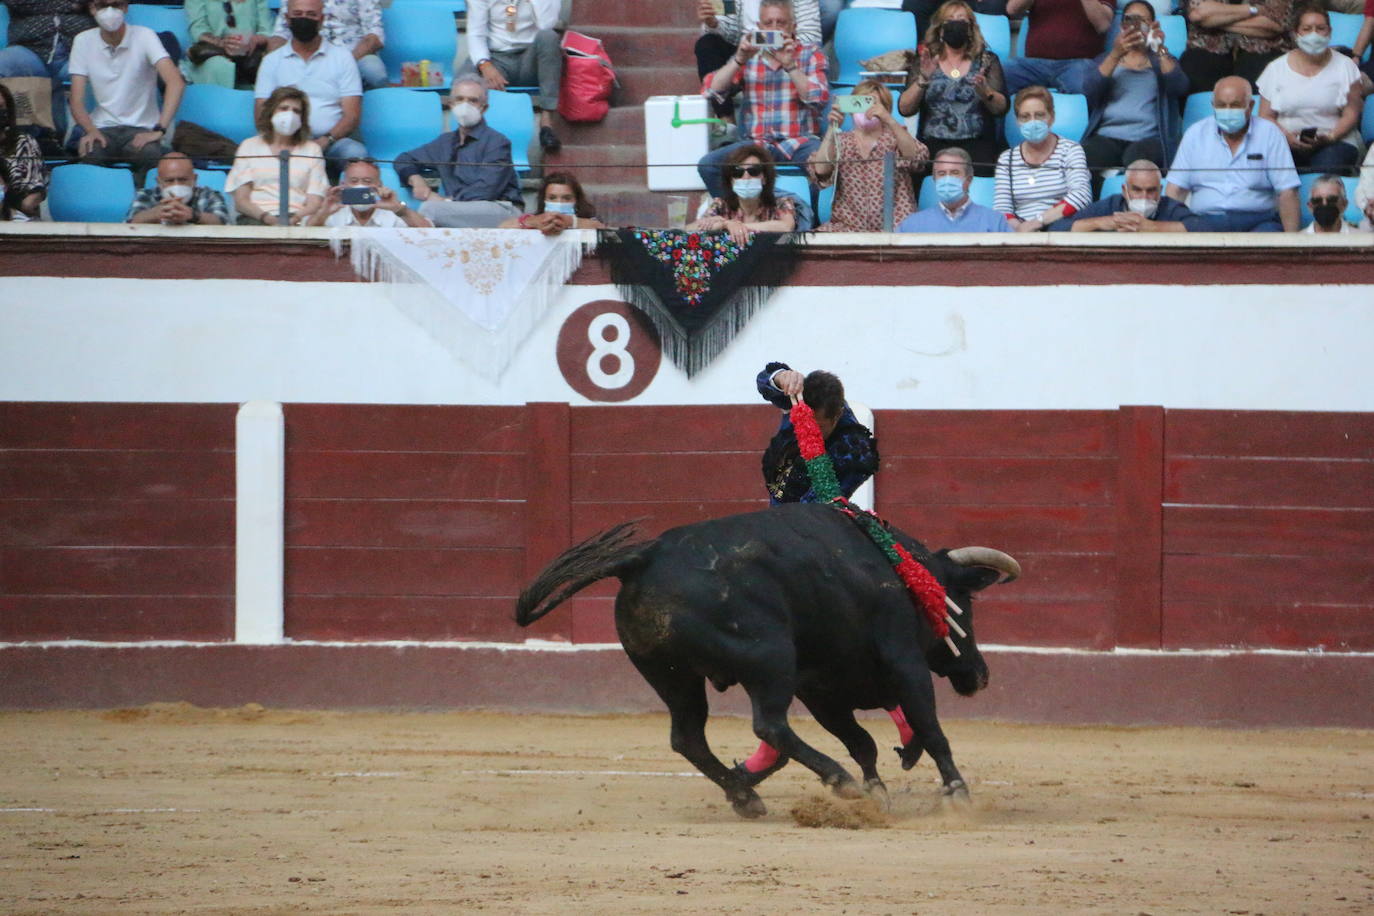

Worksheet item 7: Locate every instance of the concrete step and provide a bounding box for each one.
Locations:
[572,0,701,29]
[553,106,646,147]
[544,143,648,183]
[611,66,702,105]
[594,25,700,69]
[589,186,710,230]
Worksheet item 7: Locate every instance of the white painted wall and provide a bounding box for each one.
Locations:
[2,275,1372,410]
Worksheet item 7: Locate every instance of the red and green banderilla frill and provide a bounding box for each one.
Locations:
[789,401,966,655]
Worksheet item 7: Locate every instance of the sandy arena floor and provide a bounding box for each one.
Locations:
[1,705,1371,914]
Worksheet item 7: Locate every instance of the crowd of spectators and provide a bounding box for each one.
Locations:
[1,0,1373,233]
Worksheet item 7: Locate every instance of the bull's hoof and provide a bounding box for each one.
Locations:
[941,779,970,803]
[824,773,865,800]
[864,778,890,812]
[731,793,768,819]
[894,743,924,771]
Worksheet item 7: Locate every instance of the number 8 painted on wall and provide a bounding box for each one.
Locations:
[586,312,635,390]
[556,300,661,403]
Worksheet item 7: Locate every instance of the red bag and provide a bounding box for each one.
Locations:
[558,30,616,123]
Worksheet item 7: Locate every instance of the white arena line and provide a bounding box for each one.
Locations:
[458,769,703,779]
[0,807,199,814]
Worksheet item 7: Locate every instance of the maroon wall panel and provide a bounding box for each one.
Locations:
[0,403,237,641]
[1161,410,1374,650]
[875,410,1119,650]
[282,405,530,642]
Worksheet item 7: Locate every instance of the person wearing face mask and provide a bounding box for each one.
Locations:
[67,0,185,185]
[254,0,367,181]
[809,79,928,231]
[461,0,564,151]
[265,0,386,90]
[0,83,48,220]
[696,0,830,199]
[127,151,230,225]
[393,75,524,228]
[1048,158,1209,230]
[899,146,1013,231]
[897,1,1008,177]
[994,86,1093,230]
[1256,4,1365,174]
[0,0,97,144]
[1300,173,1358,232]
[306,156,433,227]
[1165,74,1301,230]
[226,85,329,224]
[499,172,608,233]
[1179,0,1291,95]
[1080,1,1189,177]
[689,144,797,246]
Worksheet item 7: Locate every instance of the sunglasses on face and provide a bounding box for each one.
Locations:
[732,165,764,178]
[222,0,237,27]
[1121,15,1149,25]
[1309,195,1343,206]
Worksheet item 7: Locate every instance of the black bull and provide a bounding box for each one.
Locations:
[515,503,1020,818]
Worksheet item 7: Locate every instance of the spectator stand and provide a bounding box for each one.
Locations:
[379,1,462,88]
[0,5,9,50]
[177,84,258,144]
[978,12,1013,61]
[1328,12,1369,60]
[1363,97,1374,144]
[48,164,137,223]
[833,7,918,87]
[359,87,444,163]
[1099,171,1125,199]
[126,4,194,54]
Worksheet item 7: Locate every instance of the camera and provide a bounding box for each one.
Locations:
[340,186,379,206]
[836,95,874,114]
[751,29,784,49]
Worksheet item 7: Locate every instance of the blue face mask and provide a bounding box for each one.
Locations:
[1213,106,1248,134]
[1019,117,1050,143]
[934,175,966,204]
[544,200,576,215]
[733,178,763,200]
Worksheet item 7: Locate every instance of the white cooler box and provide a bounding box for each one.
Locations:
[644,95,710,191]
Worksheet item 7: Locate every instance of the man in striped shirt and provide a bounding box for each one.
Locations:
[696,0,830,198]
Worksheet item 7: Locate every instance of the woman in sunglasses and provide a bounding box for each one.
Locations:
[689,144,797,245]
[184,0,273,87]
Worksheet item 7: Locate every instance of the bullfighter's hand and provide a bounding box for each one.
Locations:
[773,368,805,398]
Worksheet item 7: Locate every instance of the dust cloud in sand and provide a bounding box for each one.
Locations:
[2,705,1371,914]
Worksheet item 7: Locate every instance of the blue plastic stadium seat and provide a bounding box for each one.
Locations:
[834,8,918,85]
[1328,12,1368,59]
[976,13,1011,61]
[126,4,192,53]
[380,4,460,87]
[1181,91,1259,133]
[818,183,835,224]
[48,164,137,223]
[484,88,534,172]
[1298,173,1362,228]
[917,174,996,209]
[142,167,229,191]
[1005,91,1089,143]
[0,5,9,50]
[1363,97,1374,144]
[177,84,257,144]
[1098,172,1125,199]
[360,87,444,164]
[376,163,422,208]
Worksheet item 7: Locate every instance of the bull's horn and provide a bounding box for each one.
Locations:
[948,547,1021,584]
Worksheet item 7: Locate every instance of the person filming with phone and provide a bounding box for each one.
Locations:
[307,157,433,228]
[696,0,830,198]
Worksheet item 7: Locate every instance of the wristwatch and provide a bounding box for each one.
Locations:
[1248,4,1258,14]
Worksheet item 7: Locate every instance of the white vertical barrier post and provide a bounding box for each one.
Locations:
[235,400,285,643]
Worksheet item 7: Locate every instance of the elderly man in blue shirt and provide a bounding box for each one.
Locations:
[898,147,1012,233]
[1050,159,1209,232]
[1164,75,1300,232]
[394,74,524,228]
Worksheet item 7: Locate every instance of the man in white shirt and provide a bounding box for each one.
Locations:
[1301,174,1358,234]
[464,0,563,151]
[68,0,184,183]
[256,0,367,179]
[1165,75,1300,232]
[307,157,433,227]
[268,0,388,89]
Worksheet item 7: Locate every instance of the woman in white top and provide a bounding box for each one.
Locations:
[226,86,327,226]
[1256,4,1365,173]
[994,86,1092,232]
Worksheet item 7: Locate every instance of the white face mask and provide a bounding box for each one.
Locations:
[1127,196,1158,219]
[94,6,125,31]
[733,178,763,200]
[450,101,482,128]
[163,183,193,201]
[544,200,576,215]
[270,109,302,137]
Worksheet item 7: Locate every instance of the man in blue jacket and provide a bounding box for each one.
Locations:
[1050,159,1210,231]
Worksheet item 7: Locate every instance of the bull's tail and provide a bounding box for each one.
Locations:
[515,521,654,626]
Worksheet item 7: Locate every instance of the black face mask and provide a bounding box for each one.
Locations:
[1311,203,1341,229]
[288,16,320,41]
[942,20,970,49]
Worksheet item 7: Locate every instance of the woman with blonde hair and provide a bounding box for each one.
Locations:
[994,85,1091,231]
[898,0,1008,176]
[226,86,327,225]
[809,78,928,231]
